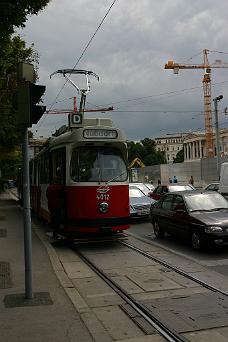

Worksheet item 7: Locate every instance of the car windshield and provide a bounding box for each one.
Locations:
[131,183,150,195]
[169,185,193,192]
[129,187,145,198]
[185,193,228,211]
[145,183,155,191]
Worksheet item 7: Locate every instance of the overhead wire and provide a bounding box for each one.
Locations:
[48,0,118,112]
[36,42,228,134]
[35,0,118,133]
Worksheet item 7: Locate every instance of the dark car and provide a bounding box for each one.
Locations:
[204,182,219,192]
[149,184,195,201]
[129,185,155,219]
[150,190,228,250]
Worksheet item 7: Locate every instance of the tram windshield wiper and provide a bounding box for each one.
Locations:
[105,170,128,185]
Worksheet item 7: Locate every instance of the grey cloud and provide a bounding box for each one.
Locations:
[18,0,228,140]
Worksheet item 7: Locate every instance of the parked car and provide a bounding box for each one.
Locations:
[129,185,156,219]
[150,190,228,250]
[130,182,154,196]
[149,184,195,201]
[144,183,155,192]
[204,182,219,192]
[3,179,16,189]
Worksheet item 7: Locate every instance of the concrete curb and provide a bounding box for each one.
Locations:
[33,227,90,313]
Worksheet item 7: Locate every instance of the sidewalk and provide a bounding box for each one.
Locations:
[0,191,93,342]
[4,188,228,341]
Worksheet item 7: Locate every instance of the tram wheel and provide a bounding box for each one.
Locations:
[191,231,203,250]
[153,221,165,239]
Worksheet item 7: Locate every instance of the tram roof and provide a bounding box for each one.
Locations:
[49,118,127,149]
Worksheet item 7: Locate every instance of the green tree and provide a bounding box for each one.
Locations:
[173,148,184,163]
[0,0,50,182]
[128,138,166,166]
[0,1,50,42]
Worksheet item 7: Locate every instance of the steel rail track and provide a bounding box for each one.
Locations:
[120,240,228,297]
[75,248,188,342]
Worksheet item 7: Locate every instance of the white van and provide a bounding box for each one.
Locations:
[219,162,228,199]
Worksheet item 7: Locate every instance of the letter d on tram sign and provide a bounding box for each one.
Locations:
[68,113,83,128]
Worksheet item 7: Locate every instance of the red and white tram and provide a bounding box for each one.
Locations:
[30,114,130,237]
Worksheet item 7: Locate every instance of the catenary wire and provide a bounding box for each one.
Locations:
[47,0,118,113]
[36,0,118,132]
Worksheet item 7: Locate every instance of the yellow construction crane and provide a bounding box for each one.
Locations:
[129,157,145,168]
[165,49,228,158]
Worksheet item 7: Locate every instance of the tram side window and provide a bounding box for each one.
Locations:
[40,153,49,184]
[34,160,37,185]
[70,150,79,182]
[29,161,33,185]
[51,149,65,185]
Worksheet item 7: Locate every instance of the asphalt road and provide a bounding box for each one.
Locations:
[128,218,228,277]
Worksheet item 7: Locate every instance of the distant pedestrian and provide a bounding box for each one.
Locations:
[173,176,178,183]
[169,178,172,183]
[189,176,194,186]
[158,179,161,185]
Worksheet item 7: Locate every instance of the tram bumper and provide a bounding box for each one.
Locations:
[67,216,130,233]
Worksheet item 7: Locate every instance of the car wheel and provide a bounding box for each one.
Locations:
[191,231,203,250]
[153,221,165,239]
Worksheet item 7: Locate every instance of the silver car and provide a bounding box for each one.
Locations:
[130,182,154,196]
[129,185,156,219]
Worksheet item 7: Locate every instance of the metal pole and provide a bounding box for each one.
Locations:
[213,96,223,180]
[22,127,33,299]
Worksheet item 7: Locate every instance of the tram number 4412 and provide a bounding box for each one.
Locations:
[96,194,110,200]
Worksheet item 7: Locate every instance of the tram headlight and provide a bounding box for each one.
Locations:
[99,202,109,213]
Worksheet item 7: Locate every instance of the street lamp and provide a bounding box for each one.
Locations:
[213,95,223,179]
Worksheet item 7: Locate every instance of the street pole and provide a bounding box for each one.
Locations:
[213,95,223,180]
[22,127,33,299]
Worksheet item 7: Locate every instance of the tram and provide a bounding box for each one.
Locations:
[30,113,130,238]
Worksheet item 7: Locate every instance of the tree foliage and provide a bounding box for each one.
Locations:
[0,0,50,180]
[128,138,166,166]
[173,148,184,163]
[0,1,49,42]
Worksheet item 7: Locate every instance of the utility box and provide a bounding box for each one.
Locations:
[219,162,228,198]
[130,168,138,182]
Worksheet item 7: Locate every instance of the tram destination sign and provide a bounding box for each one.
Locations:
[83,129,118,139]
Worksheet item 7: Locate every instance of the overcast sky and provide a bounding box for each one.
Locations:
[18,0,228,141]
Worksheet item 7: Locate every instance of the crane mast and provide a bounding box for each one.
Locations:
[203,50,213,157]
[165,49,228,158]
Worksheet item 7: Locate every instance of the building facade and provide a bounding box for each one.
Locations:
[28,138,47,160]
[155,134,186,163]
[183,128,228,161]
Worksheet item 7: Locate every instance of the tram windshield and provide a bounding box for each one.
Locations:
[70,147,128,182]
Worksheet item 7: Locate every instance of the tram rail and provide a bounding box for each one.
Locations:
[120,240,228,297]
[69,235,228,341]
[76,247,188,342]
